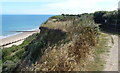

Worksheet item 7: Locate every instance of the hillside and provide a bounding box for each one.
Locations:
[2,11,119,72]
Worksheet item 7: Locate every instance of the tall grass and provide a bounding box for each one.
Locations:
[4,14,106,71]
[20,14,100,71]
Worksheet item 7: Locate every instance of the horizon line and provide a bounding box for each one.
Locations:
[0,9,118,15]
[1,14,57,15]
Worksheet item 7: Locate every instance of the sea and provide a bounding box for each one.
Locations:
[0,15,54,39]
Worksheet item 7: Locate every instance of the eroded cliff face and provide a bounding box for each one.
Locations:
[13,14,100,71]
[17,27,67,69]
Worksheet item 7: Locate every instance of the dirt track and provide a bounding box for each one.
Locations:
[104,35,118,71]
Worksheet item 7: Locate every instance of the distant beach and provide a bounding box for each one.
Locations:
[0,29,40,48]
[1,15,53,48]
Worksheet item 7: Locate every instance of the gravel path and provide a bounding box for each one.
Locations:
[104,35,118,71]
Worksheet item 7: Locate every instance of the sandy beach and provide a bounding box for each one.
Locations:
[0,29,40,48]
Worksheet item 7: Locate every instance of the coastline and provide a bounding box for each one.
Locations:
[0,29,40,48]
[1,28,40,39]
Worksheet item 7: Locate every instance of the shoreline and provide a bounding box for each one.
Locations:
[0,29,40,48]
[1,28,40,39]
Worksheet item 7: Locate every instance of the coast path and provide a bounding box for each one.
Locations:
[0,30,39,48]
[104,35,118,71]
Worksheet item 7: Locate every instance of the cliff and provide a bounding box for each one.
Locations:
[12,14,101,71]
[3,11,117,72]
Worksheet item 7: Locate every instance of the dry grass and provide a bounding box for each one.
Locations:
[83,33,110,71]
[23,25,99,71]
[19,15,109,71]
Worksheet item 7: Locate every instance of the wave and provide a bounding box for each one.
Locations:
[0,32,22,39]
[0,27,39,39]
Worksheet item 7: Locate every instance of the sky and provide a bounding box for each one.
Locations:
[0,0,120,15]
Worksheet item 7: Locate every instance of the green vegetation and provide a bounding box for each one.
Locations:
[2,33,38,72]
[93,10,118,24]
[93,10,120,33]
[22,28,66,64]
[85,33,110,71]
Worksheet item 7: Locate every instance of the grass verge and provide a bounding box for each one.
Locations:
[84,32,110,71]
